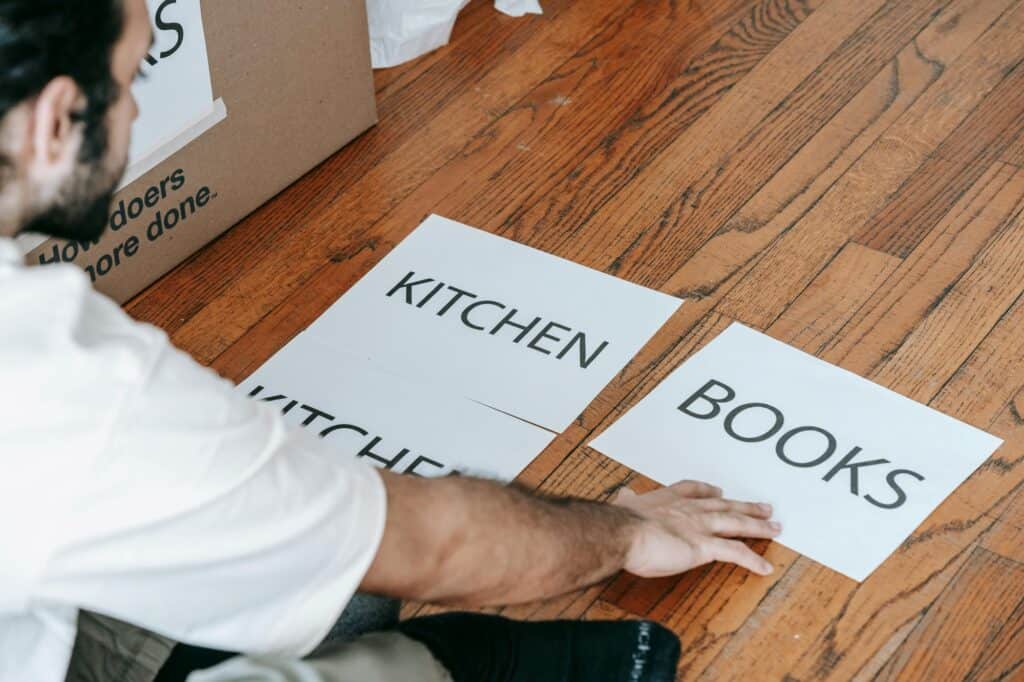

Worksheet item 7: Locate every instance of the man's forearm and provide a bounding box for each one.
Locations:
[360,471,643,606]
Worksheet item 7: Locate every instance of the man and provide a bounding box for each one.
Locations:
[0,1,781,680]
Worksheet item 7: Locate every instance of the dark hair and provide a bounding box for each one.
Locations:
[0,0,124,165]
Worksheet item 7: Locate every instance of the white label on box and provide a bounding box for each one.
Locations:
[128,0,219,173]
[589,322,1003,581]
[309,215,683,432]
[237,334,555,481]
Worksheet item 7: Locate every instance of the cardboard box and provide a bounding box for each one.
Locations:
[24,0,377,303]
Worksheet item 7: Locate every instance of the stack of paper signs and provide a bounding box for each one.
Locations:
[240,215,1003,581]
[238,214,683,481]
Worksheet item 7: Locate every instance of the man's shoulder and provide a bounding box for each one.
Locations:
[0,261,166,396]
[2,260,124,328]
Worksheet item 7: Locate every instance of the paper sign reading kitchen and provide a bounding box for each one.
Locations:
[238,335,554,481]
[311,215,682,432]
[590,323,1003,581]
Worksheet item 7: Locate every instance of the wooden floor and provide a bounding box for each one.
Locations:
[128,0,1024,679]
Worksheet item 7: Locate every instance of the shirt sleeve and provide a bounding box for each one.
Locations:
[34,317,388,657]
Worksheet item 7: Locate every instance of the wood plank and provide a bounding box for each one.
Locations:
[767,243,901,354]
[980,477,1024,564]
[350,0,783,257]
[581,599,633,621]
[961,597,1024,681]
[600,572,681,619]
[856,58,1024,257]
[162,0,872,367]
[700,521,974,680]
[451,0,823,242]
[126,0,632,336]
[893,307,1024,541]
[868,190,1024,403]
[211,243,388,381]
[653,0,1016,353]
[717,0,1024,330]
[509,0,900,268]
[929,286,1024,457]
[527,0,966,289]
[823,162,1024,378]
[206,0,913,539]
[660,31,946,300]
[874,548,1024,682]
[1001,128,1024,167]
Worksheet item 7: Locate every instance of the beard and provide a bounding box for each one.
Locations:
[18,119,125,243]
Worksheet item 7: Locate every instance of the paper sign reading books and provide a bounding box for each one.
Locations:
[238,334,554,481]
[310,215,683,432]
[589,323,1003,581]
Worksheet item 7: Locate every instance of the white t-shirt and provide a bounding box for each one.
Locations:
[0,237,388,682]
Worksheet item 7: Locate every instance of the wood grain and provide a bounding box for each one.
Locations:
[125,0,1024,678]
[981,476,1024,564]
[1002,130,1024,167]
[717,0,1024,330]
[855,57,1024,257]
[825,162,1024,381]
[877,548,1024,681]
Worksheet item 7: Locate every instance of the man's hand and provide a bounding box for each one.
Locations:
[362,473,780,607]
[614,480,779,577]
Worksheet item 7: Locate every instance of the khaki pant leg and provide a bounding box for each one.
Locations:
[65,611,176,682]
[185,632,452,682]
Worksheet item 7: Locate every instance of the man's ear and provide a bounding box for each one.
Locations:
[28,76,83,175]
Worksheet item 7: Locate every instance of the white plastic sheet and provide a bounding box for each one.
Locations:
[367,0,543,68]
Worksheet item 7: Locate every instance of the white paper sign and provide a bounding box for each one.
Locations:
[310,215,682,432]
[590,323,1003,581]
[127,0,223,182]
[237,334,555,481]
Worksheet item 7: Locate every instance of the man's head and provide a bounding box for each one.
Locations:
[0,0,151,241]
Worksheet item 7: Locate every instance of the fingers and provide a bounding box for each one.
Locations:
[692,498,774,519]
[706,537,774,575]
[703,511,781,539]
[666,480,722,499]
